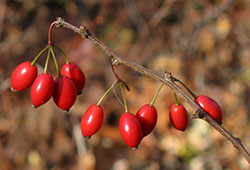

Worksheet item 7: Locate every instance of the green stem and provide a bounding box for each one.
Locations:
[150,83,164,106]
[44,49,51,74]
[172,77,197,99]
[174,91,179,106]
[119,82,128,112]
[31,46,50,66]
[53,45,70,64]
[50,47,60,76]
[97,81,118,106]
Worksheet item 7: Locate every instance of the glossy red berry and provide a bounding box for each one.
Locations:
[30,73,54,107]
[80,104,104,138]
[11,61,38,91]
[195,95,222,124]
[169,104,188,131]
[53,76,77,111]
[61,63,86,94]
[119,112,142,148]
[136,104,157,137]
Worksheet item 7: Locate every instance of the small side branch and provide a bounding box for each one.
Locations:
[54,17,250,163]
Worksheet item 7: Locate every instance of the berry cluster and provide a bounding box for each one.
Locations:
[11,46,85,111]
[10,21,223,150]
[79,78,223,149]
[80,81,159,149]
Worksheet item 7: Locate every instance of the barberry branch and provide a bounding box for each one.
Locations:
[54,17,250,163]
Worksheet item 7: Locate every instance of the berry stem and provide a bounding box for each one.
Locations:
[119,82,128,112]
[31,46,49,66]
[97,81,118,106]
[150,83,164,106]
[172,77,197,99]
[174,91,179,106]
[110,62,130,91]
[48,21,57,46]
[53,45,70,64]
[50,47,60,76]
[44,49,51,74]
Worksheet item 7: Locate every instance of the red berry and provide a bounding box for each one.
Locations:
[169,104,188,131]
[195,95,222,124]
[30,73,54,107]
[11,61,38,91]
[119,112,142,148]
[53,76,77,111]
[61,63,86,94]
[136,104,157,137]
[80,104,104,138]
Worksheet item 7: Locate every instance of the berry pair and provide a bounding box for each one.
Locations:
[53,62,86,111]
[11,46,86,111]
[119,84,163,149]
[119,104,157,148]
[169,93,223,132]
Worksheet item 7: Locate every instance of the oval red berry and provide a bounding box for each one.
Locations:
[30,73,54,107]
[136,104,157,137]
[169,104,188,131]
[81,104,104,138]
[195,95,222,124]
[61,63,86,94]
[53,76,77,111]
[11,61,37,91]
[119,112,142,148]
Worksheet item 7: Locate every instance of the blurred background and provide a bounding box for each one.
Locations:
[0,0,250,169]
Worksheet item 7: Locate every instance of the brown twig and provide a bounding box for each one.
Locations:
[54,17,250,163]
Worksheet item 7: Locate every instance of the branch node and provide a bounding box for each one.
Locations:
[80,26,92,39]
[55,17,64,27]
[111,57,120,66]
[164,71,171,79]
[192,109,204,119]
[234,137,242,144]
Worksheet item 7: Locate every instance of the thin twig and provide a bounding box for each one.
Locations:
[54,17,250,163]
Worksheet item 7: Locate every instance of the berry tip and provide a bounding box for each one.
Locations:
[132,146,139,150]
[84,136,91,140]
[10,86,16,92]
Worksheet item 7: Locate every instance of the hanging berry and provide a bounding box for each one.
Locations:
[11,62,38,91]
[119,112,142,148]
[53,76,77,111]
[31,73,55,107]
[169,103,189,131]
[80,81,117,138]
[169,92,188,131]
[136,104,157,137]
[61,63,86,95]
[81,104,104,138]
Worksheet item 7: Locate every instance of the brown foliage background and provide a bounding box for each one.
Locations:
[0,0,249,169]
